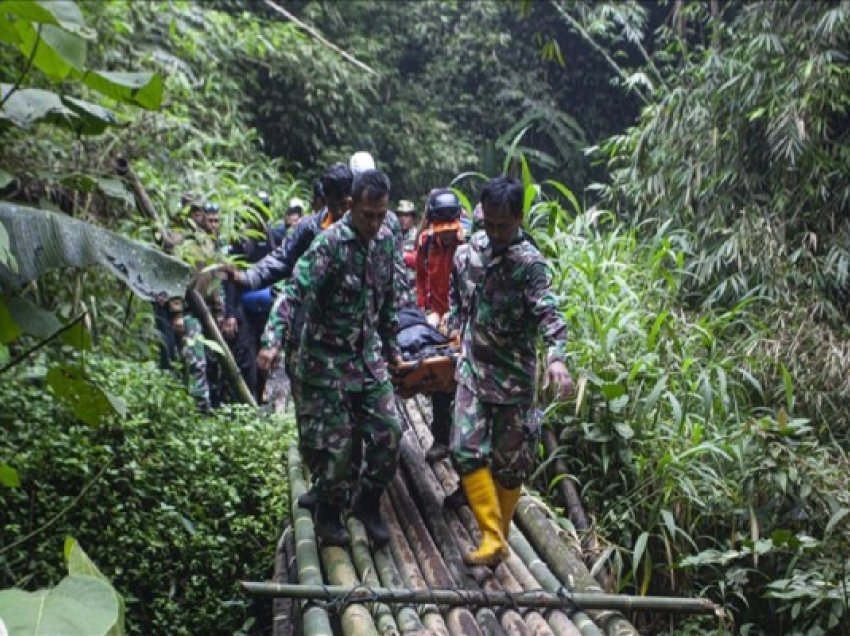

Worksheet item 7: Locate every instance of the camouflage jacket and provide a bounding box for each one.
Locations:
[243,208,335,290]
[448,230,566,404]
[246,207,413,308]
[262,212,400,391]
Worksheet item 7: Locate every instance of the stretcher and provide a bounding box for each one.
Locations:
[391,346,457,399]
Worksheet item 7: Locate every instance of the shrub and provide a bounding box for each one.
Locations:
[0,354,294,635]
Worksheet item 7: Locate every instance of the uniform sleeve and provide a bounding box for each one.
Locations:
[259,234,333,351]
[244,217,313,290]
[525,260,567,364]
[380,240,402,364]
[222,279,240,318]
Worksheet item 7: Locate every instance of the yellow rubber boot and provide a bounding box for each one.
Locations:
[461,467,509,566]
[496,484,521,540]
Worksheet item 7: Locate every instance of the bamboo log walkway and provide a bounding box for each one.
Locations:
[260,395,716,636]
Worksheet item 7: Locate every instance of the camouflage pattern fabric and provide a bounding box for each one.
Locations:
[447,229,567,404]
[297,379,400,507]
[261,212,400,391]
[180,314,211,409]
[450,382,539,488]
[243,208,333,291]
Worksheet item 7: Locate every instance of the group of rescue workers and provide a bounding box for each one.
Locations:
[156,151,572,568]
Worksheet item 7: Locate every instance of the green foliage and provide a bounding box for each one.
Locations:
[519,180,850,634]
[591,0,850,434]
[0,354,293,635]
[0,202,191,300]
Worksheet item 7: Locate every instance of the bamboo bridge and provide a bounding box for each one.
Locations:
[243,395,720,636]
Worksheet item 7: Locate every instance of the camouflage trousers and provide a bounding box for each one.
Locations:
[450,383,540,489]
[180,314,211,409]
[296,379,401,508]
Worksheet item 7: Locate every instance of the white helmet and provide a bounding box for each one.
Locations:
[349,151,376,176]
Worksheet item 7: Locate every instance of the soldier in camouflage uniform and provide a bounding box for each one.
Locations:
[171,201,225,412]
[262,169,401,547]
[397,199,418,295]
[446,176,572,566]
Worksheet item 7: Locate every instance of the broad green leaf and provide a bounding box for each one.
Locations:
[80,70,163,110]
[0,296,21,344]
[4,294,61,339]
[0,15,22,44]
[61,96,120,135]
[64,539,125,636]
[2,0,95,39]
[94,177,135,207]
[0,168,14,189]
[0,202,192,301]
[61,318,92,350]
[0,84,75,129]
[0,462,20,488]
[65,538,105,579]
[46,364,127,426]
[14,21,87,80]
[0,575,120,636]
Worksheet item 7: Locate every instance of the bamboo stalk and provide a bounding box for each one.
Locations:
[405,394,585,636]
[380,495,451,635]
[540,427,614,591]
[388,475,491,635]
[404,397,567,635]
[369,529,426,633]
[241,582,720,614]
[185,288,257,407]
[287,446,333,636]
[114,156,176,250]
[320,545,379,636]
[272,525,297,636]
[346,515,401,635]
[393,431,509,636]
[541,427,590,532]
[515,497,640,636]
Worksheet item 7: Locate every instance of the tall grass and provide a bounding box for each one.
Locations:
[522,191,850,634]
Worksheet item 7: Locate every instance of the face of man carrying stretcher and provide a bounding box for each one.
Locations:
[350,170,390,242]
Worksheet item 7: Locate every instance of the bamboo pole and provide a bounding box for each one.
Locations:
[405,398,574,636]
[185,288,257,407]
[369,530,426,633]
[114,156,177,251]
[541,427,590,532]
[388,475,492,635]
[509,529,603,636]
[272,525,297,636]
[381,495,451,635]
[241,582,720,614]
[345,516,401,636]
[287,446,333,636]
[320,545,379,636]
[405,397,586,636]
[515,497,640,636]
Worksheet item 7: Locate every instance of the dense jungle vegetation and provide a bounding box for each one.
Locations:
[2,1,850,634]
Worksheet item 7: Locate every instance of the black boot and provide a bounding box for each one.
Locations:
[315,503,350,547]
[352,486,390,547]
[297,488,317,511]
[443,485,467,510]
[425,443,450,464]
[428,392,452,464]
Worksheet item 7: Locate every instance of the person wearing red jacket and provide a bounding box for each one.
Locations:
[415,189,465,462]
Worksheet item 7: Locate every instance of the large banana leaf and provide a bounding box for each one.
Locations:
[0,202,191,300]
